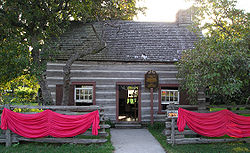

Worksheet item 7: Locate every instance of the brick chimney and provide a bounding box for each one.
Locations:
[176,8,193,27]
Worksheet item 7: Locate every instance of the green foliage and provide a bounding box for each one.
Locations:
[0,0,145,101]
[105,119,115,128]
[177,0,249,105]
[0,75,39,104]
[13,107,43,113]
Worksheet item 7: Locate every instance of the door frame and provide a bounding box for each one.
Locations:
[116,82,141,122]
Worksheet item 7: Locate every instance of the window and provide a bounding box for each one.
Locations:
[158,85,179,113]
[74,85,93,104]
[161,89,179,104]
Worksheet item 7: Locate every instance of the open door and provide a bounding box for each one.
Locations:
[117,84,140,122]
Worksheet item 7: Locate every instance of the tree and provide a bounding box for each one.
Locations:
[0,75,39,104]
[177,0,249,105]
[0,0,144,105]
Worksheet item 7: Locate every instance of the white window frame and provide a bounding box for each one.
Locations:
[74,85,93,103]
[161,89,179,104]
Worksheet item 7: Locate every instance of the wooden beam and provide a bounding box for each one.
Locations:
[5,104,12,147]
[167,138,250,144]
[17,137,107,144]
[165,129,197,136]
[171,118,175,146]
[150,88,154,125]
[0,105,101,112]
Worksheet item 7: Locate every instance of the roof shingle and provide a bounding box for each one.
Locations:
[55,20,198,62]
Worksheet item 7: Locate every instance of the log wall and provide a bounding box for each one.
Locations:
[46,61,180,123]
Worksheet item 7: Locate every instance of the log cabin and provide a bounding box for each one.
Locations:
[46,9,200,125]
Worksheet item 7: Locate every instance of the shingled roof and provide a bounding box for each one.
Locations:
[55,12,198,63]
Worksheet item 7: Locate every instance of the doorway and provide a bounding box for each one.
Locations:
[116,83,141,122]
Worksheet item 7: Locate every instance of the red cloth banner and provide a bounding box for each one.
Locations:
[177,108,250,138]
[1,108,100,138]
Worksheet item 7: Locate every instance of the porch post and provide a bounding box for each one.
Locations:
[150,88,154,125]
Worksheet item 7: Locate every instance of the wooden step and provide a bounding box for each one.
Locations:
[115,123,142,129]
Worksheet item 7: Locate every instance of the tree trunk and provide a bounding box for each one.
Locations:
[62,24,106,106]
[31,35,53,105]
[39,72,53,105]
[62,52,80,106]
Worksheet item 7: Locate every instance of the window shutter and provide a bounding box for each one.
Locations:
[56,84,63,105]
[68,85,75,106]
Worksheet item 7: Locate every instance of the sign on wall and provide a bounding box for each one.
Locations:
[145,70,159,89]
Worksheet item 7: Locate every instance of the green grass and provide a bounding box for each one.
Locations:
[148,122,250,153]
[0,129,114,153]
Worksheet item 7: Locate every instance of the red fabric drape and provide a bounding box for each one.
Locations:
[177,108,250,138]
[0,108,100,138]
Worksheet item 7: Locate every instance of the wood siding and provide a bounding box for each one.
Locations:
[46,61,180,123]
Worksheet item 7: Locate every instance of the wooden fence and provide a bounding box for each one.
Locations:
[0,105,110,147]
[165,104,250,145]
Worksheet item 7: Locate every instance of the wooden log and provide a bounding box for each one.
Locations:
[177,105,199,110]
[81,131,109,137]
[232,110,250,114]
[100,109,106,133]
[171,118,175,146]
[165,122,189,130]
[5,104,12,147]
[17,137,107,144]
[0,105,101,112]
[0,138,19,144]
[168,138,250,144]
[208,105,250,109]
[165,129,197,136]
[167,135,184,139]
[99,124,111,129]
[0,134,19,143]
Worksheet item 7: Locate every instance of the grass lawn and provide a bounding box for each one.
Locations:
[148,123,250,153]
[0,129,114,153]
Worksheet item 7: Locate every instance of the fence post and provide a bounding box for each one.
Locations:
[100,107,105,134]
[167,103,176,146]
[5,104,12,147]
[171,118,175,146]
[198,88,208,112]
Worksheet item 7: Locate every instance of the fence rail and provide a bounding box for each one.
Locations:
[0,104,110,147]
[165,104,250,145]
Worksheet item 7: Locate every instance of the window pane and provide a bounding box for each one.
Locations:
[170,92,174,97]
[80,90,84,95]
[174,96,178,101]
[89,94,92,100]
[80,94,84,100]
[76,94,79,100]
[166,91,169,97]
[85,90,88,95]
[162,96,165,102]
[170,96,173,101]
[85,95,88,100]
